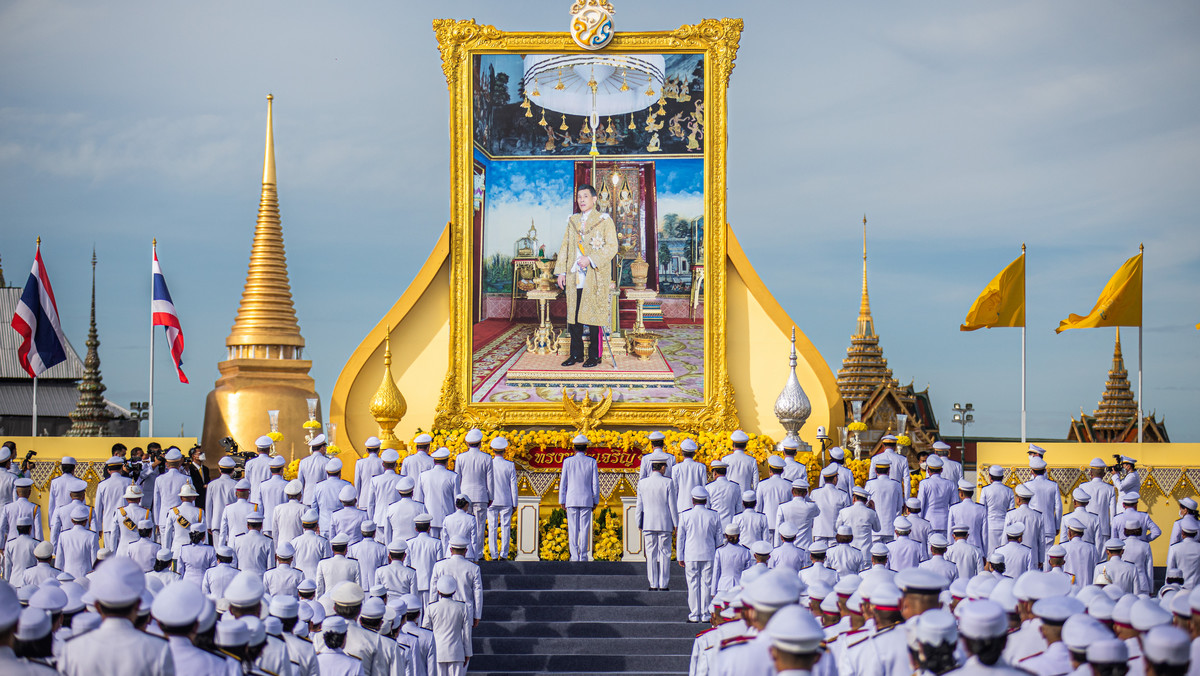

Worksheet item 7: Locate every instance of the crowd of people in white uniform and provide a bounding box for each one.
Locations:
[630,431,1200,676]
[0,427,1198,676]
[0,429,522,676]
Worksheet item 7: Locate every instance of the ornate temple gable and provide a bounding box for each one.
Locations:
[857,383,942,456]
[1066,329,1168,444]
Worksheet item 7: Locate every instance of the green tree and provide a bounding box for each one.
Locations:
[491,72,511,105]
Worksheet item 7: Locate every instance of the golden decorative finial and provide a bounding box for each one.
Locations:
[153,238,157,247]
[369,325,407,450]
[1140,242,1144,253]
[263,95,276,186]
[36,236,41,247]
[225,95,305,351]
[858,214,871,319]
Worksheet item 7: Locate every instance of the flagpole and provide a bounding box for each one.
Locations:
[32,235,40,439]
[149,238,156,437]
[1138,243,1144,444]
[1021,243,1027,443]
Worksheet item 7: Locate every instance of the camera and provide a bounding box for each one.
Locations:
[1108,454,1127,474]
[221,436,256,477]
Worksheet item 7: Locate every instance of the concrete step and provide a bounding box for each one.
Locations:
[484,573,685,591]
[466,653,691,673]
[474,620,699,639]
[480,604,687,623]
[475,636,694,655]
[481,560,676,576]
[482,589,689,606]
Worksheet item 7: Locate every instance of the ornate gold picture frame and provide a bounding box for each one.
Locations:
[433,18,743,433]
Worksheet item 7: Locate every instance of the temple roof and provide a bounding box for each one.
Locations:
[1067,328,1168,443]
[226,95,306,350]
[67,250,110,436]
[1092,328,1137,433]
[836,216,898,401]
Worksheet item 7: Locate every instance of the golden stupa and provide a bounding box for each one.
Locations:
[201,95,320,460]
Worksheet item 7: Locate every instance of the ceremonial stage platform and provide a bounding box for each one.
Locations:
[469,321,702,403]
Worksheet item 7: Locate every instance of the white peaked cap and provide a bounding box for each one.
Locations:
[364,436,381,448]
[956,600,1008,639]
[764,604,824,654]
[152,581,205,627]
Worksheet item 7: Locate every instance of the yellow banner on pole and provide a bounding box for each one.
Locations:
[1056,252,1142,333]
[960,253,1025,331]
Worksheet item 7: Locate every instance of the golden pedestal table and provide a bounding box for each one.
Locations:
[623,288,660,360]
[524,288,561,354]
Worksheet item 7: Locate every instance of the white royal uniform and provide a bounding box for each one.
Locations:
[559,451,599,561]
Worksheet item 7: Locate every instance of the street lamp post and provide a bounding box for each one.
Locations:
[951,403,974,458]
[130,401,149,436]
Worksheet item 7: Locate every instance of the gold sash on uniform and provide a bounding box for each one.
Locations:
[120,507,137,531]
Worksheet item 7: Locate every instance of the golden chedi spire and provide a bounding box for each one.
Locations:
[836,215,898,402]
[369,327,407,450]
[226,93,305,353]
[202,95,319,462]
[1092,328,1138,434]
[67,249,111,436]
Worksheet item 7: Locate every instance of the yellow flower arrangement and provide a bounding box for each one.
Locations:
[846,459,871,488]
[302,420,321,429]
[326,445,342,457]
[539,508,570,561]
[267,431,284,443]
[408,427,776,474]
[847,422,867,433]
[593,508,623,561]
[896,434,911,447]
[283,459,300,481]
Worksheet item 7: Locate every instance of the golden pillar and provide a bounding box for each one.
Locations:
[201,95,320,462]
[368,327,407,451]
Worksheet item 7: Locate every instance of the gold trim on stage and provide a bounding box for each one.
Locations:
[431,18,743,433]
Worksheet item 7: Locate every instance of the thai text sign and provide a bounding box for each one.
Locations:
[525,447,641,471]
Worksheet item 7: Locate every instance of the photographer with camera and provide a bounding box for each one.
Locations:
[1112,455,1141,507]
[135,443,166,513]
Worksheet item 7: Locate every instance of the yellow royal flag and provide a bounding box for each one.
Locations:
[1056,252,1142,333]
[960,253,1025,331]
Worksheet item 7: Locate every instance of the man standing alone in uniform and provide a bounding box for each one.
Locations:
[559,435,599,561]
[555,184,618,368]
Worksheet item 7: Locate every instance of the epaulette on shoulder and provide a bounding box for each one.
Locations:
[1018,651,1043,662]
[696,626,716,638]
[846,632,872,648]
[719,635,753,649]
[217,647,244,661]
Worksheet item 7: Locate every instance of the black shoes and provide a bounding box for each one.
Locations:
[561,356,581,366]
[583,358,601,368]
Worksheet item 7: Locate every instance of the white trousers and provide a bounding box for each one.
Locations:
[566,506,593,561]
[436,661,466,676]
[487,505,514,558]
[685,560,714,621]
[644,531,671,588]
[470,502,488,557]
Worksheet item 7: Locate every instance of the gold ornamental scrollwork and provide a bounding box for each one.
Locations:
[669,19,744,89]
[434,16,743,432]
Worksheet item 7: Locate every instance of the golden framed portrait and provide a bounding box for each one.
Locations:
[433,18,743,432]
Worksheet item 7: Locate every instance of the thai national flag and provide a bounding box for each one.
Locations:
[153,246,188,383]
[11,244,69,377]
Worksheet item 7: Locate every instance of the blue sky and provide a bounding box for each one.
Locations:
[1,1,1197,441]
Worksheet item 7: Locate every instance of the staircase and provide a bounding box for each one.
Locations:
[469,560,694,675]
